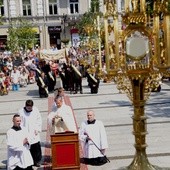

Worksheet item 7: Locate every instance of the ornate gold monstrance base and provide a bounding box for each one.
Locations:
[124,152,169,170]
[116,70,170,170]
[118,165,170,170]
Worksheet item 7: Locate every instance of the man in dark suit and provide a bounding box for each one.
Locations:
[87,72,100,94]
[71,61,83,94]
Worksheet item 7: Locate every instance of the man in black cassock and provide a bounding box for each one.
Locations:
[86,72,100,94]
[71,62,83,94]
[41,60,56,93]
[37,72,48,98]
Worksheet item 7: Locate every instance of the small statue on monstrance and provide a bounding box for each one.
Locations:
[104,0,116,16]
[131,0,140,12]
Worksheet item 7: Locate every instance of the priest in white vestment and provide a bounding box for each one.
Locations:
[51,87,65,112]
[48,96,77,133]
[18,100,42,167]
[7,114,33,170]
[79,110,108,165]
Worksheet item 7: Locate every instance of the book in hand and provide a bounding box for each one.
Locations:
[64,130,74,133]
[55,131,74,134]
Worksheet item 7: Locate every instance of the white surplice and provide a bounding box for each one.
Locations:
[48,104,77,133]
[18,106,42,145]
[7,127,33,170]
[79,120,108,158]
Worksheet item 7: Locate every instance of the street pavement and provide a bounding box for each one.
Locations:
[0,78,170,170]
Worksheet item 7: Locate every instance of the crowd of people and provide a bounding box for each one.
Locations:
[0,46,105,97]
[46,87,109,166]
[0,51,39,95]
[7,95,109,169]
[5,46,109,169]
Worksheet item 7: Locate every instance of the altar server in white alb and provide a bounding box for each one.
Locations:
[7,114,33,170]
[18,100,42,167]
[79,110,108,166]
[48,96,77,133]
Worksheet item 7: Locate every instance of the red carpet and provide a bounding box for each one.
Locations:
[43,95,88,170]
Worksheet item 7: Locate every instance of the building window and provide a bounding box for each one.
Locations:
[23,0,31,16]
[69,0,79,14]
[0,0,4,16]
[49,0,58,15]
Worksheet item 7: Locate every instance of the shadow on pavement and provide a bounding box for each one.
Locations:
[27,90,39,97]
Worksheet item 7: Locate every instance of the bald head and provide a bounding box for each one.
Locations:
[87,110,95,122]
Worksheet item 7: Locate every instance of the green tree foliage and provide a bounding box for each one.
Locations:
[76,12,95,35]
[91,0,100,13]
[76,0,100,39]
[7,18,37,53]
[7,25,19,53]
[168,2,170,12]
[146,0,154,15]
